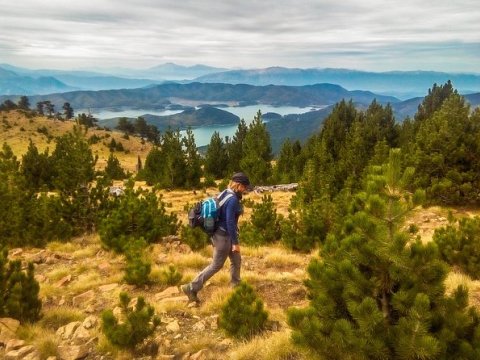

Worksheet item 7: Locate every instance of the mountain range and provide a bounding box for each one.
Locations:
[0,82,399,111]
[2,63,479,99]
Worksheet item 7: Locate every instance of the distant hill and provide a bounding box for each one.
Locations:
[0,64,163,92]
[195,67,480,99]
[392,92,480,119]
[0,82,399,111]
[0,67,77,95]
[99,106,240,131]
[126,63,228,81]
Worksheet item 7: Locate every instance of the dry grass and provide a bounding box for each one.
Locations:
[228,330,309,360]
[38,306,85,331]
[172,253,210,270]
[0,110,152,172]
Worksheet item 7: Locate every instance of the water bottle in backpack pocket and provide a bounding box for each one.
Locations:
[187,191,234,235]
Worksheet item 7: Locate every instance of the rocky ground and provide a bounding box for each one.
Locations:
[1,205,479,360]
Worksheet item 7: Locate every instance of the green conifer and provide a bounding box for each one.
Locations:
[288,149,480,359]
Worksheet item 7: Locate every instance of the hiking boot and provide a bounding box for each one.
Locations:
[181,284,200,303]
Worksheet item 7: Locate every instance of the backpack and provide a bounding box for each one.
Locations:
[188,190,235,235]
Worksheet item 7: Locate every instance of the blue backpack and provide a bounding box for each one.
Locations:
[188,190,235,235]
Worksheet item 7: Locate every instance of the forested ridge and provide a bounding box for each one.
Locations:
[2,81,480,359]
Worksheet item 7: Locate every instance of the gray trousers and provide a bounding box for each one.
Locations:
[190,230,241,293]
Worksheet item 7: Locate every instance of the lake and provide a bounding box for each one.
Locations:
[88,104,318,147]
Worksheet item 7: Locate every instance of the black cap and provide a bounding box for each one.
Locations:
[232,172,254,191]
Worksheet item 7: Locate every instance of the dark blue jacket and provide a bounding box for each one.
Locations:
[217,189,242,245]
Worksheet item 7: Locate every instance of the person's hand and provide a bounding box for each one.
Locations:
[232,244,241,253]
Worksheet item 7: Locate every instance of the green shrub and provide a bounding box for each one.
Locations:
[0,249,42,323]
[240,194,281,246]
[180,225,210,251]
[99,180,178,252]
[219,282,268,339]
[434,216,480,279]
[158,264,183,286]
[102,292,160,349]
[281,198,333,252]
[123,238,151,286]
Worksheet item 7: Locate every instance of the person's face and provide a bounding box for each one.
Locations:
[239,184,247,193]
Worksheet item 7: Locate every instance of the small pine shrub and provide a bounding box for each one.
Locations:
[240,194,281,246]
[280,198,333,252]
[219,282,268,339]
[217,178,229,191]
[0,249,42,323]
[102,292,160,349]
[434,216,480,279]
[123,238,151,286]
[280,211,316,252]
[99,179,178,252]
[158,264,183,286]
[88,134,101,144]
[202,175,216,188]
[180,225,210,251]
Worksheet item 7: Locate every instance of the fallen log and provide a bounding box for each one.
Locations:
[253,183,298,193]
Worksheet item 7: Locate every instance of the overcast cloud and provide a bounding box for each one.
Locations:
[0,0,479,72]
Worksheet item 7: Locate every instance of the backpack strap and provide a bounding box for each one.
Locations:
[217,189,235,207]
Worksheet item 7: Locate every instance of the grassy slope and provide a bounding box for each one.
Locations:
[0,110,152,172]
[3,109,480,359]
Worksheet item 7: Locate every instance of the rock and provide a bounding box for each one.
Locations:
[192,320,206,332]
[56,321,81,340]
[57,344,89,360]
[72,290,95,307]
[190,349,209,360]
[5,339,26,352]
[4,345,36,360]
[55,275,72,287]
[97,262,110,272]
[59,297,66,306]
[28,250,47,264]
[72,325,91,343]
[82,316,98,329]
[34,274,47,283]
[9,248,23,257]
[166,320,180,333]
[155,286,180,301]
[0,318,20,345]
[208,315,219,330]
[98,283,118,292]
[157,355,175,360]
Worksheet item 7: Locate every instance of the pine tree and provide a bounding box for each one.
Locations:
[413,94,480,204]
[98,180,178,252]
[50,126,97,195]
[273,138,302,183]
[415,81,455,124]
[17,96,30,111]
[102,292,160,349]
[204,131,228,179]
[219,282,268,339]
[240,194,282,246]
[21,140,53,190]
[288,149,480,359]
[62,102,74,120]
[0,250,41,323]
[240,111,273,184]
[104,153,126,180]
[227,119,248,174]
[183,128,202,188]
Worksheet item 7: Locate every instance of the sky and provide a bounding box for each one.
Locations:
[0,0,479,73]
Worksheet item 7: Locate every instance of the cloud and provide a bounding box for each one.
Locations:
[0,0,478,72]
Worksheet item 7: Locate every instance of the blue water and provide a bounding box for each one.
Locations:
[89,105,319,147]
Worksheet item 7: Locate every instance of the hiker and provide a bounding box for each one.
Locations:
[181,172,253,303]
